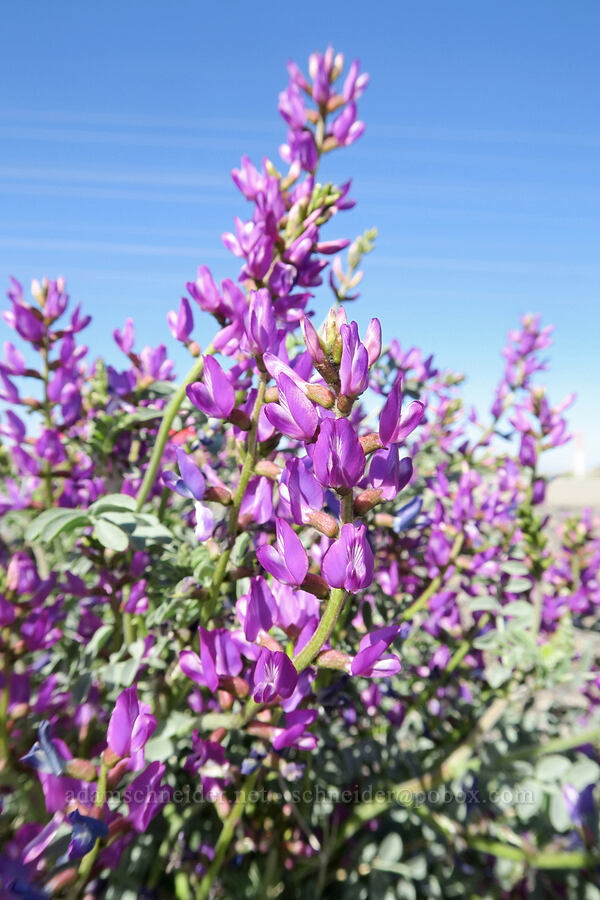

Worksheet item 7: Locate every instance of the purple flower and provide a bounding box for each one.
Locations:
[167,297,194,343]
[180,627,243,693]
[339,322,369,398]
[187,356,235,419]
[519,433,537,468]
[272,709,318,751]
[67,810,108,860]
[1,340,26,375]
[253,648,298,703]
[279,83,307,129]
[125,761,168,833]
[114,317,135,354]
[163,449,206,501]
[186,265,222,314]
[243,577,276,641]
[301,316,327,365]
[425,529,452,569]
[3,297,45,344]
[379,374,425,445]
[393,496,422,532]
[35,429,67,466]
[322,523,374,592]
[312,417,365,491]
[563,783,596,829]
[264,373,318,442]
[184,734,230,799]
[20,722,65,776]
[244,288,277,356]
[280,458,324,526]
[7,552,40,594]
[350,625,402,677]
[332,102,365,146]
[364,318,382,366]
[107,686,156,762]
[239,476,273,525]
[343,59,370,102]
[257,518,309,586]
[194,502,214,542]
[367,447,413,501]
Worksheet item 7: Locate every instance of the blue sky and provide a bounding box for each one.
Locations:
[1,0,598,472]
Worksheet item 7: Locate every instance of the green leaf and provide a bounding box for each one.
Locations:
[25,508,91,543]
[89,493,137,514]
[501,561,530,576]
[467,596,500,613]
[505,577,532,594]
[536,755,572,782]
[549,790,571,832]
[85,624,114,657]
[93,518,129,552]
[378,832,403,863]
[486,663,511,688]
[503,601,534,620]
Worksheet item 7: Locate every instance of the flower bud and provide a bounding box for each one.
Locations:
[353,488,383,515]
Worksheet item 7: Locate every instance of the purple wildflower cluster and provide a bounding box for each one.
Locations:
[0,47,599,900]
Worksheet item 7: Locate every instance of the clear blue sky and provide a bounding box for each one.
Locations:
[1,0,598,472]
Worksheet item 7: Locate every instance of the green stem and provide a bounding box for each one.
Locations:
[340,492,354,525]
[40,345,54,507]
[203,375,268,622]
[196,768,260,900]
[135,349,213,512]
[293,588,346,672]
[76,759,109,886]
[503,725,600,762]
[463,839,599,870]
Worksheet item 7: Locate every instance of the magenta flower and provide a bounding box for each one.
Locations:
[253,648,298,703]
[301,316,327,366]
[186,265,222,315]
[244,289,277,355]
[3,297,45,344]
[379,374,425,445]
[187,356,235,419]
[243,577,276,641]
[519,433,537,468]
[339,321,369,398]
[367,447,413,501]
[272,709,318,751]
[163,449,206,501]
[322,523,374,592]
[35,429,67,466]
[280,458,324,526]
[114,317,135,354]
[167,297,194,343]
[257,518,309,586]
[180,627,243,693]
[332,102,365,147]
[312,417,365,491]
[264,373,318,442]
[364,318,382,366]
[107,686,156,762]
[125,761,169,833]
[350,625,402,677]
[184,734,230,799]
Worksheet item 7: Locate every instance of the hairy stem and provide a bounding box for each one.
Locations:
[135,347,213,511]
[203,374,268,622]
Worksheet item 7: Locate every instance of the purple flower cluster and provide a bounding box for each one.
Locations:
[0,46,598,900]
